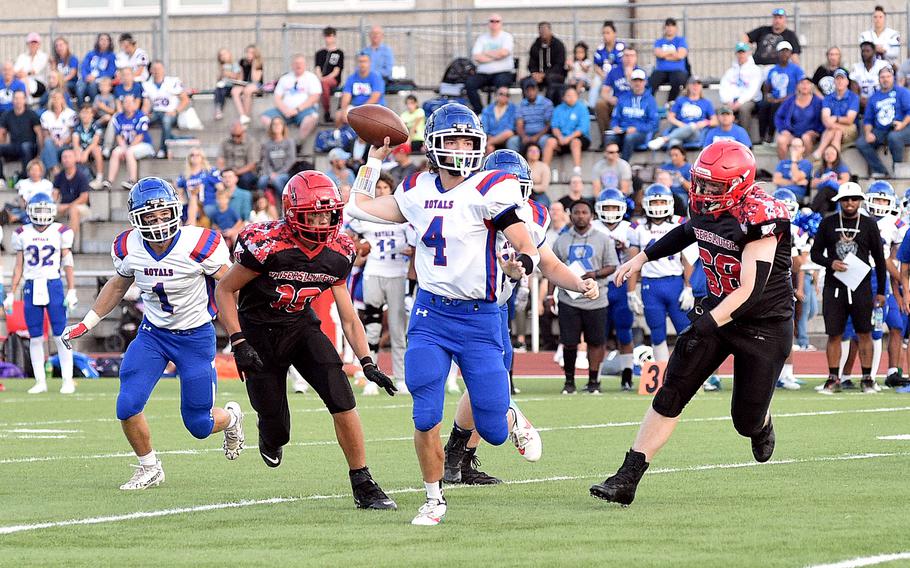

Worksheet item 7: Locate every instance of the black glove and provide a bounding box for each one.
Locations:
[233,340,264,382]
[685,306,718,338]
[361,357,397,396]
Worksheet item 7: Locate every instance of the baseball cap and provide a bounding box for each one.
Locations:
[718,106,734,114]
[391,142,412,156]
[832,182,865,202]
[328,148,351,161]
[630,68,647,81]
[833,68,848,78]
[735,42,751,52]
[776,40,793,52]
[772,8,786,16]
[686,75,703,85]
[26,32,40,43]
[664,17,677,26]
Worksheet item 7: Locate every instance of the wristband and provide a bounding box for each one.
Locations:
[360,356,375,368]
[230,332,245,344]
[352,157,383,197]
[82,310,102,331]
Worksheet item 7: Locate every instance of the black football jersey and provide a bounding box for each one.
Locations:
[684,187,794,322]
[234,220,355,326]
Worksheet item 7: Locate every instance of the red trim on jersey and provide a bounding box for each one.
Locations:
[476,171,516,196]
[113,230,131,259]
[528,199,548,227]
[401,172,420,192]
[190,229,221,263]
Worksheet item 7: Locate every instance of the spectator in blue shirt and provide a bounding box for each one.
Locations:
[774,77,823,159]
[177,147,225,222]
[363,26,394,81]
[481,86,517,153]
[77,33,116,104]
[0,61,27,114]
[209,190,244,250]
[650,18,689,104]
[605,69,659,160]
[810,144,851,211]
[758,41,804,143]
[772,137,812,201]
[107,94,154,190]
[338,52,385,127]
[326,147,355,189]
[657,145,692,201]
[542,86,591,173]
[703,106,752,147]
[648,76,715,150]
[594,48,641,148]
[815,68,859,160]
[51,38,79,100]
[857,65,910,177]
[590,20,625,108]
[507,81,554,153]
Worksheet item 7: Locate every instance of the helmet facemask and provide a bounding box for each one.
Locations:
[690,171,750,215]
[129,199,181,242]
[287,200,343,245]
[27,200,56,226]
[596,201,626,224]
[428,130,487,178]
[866,195,896,217]
[643,196,673,219]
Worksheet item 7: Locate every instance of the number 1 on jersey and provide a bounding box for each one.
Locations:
[152,282,174,313]
[421,216,447,266]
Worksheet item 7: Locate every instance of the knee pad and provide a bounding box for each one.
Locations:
[116,391,145,421]
[475,418,509,446]
[182,407,215,439]
[413,407,443,432]
[652,383,684,418]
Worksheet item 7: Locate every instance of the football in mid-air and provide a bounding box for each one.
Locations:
[347,104,410,148]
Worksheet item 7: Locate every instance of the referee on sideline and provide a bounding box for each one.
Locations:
[810,182,887,394]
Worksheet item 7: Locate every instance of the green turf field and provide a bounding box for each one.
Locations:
[1,377,909,567]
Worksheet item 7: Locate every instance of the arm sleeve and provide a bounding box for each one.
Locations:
[643,222,695,260]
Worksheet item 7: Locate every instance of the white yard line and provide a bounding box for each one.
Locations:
[805,552,910,568]
[1,451,907,536]
[876,435,910,440]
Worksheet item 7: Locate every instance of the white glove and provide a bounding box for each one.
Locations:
[678,286,695,311]
[65,288,79,309]
[629,289,644,315]
[3,292,13,314]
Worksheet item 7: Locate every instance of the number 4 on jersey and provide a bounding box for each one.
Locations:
[421,216,447,266]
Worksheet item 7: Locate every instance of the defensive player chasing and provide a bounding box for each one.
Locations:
[215,171,398,511]
[591,140,794,505]
[6,193,78,394]
[346,103,596,525]
[443,150,598,485]
[63,178,244,490]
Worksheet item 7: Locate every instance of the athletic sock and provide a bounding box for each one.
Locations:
[53,335,73,382]
[871,338,883,381]
[138,451,157,467]
[451,423,472,439]
[887,367,898,377]
[861,367,872,378]
[563,347,578,383]
[780,363,793,379]
[28,337,46,384]
[619,352,634,371]
[588,369,599,384]
[425,480,443,500]
[828,367,839,377]
[653,341,670,362]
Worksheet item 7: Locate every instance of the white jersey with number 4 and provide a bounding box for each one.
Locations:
[496,199,550,305]
[347,219,411,278]
[630,216,686,278]
[111,226,230,330]
[393,170,523,301]
[604,220,635,264]
[12,223,74,281]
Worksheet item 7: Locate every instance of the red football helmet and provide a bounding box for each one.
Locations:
[689,140,756,215]
[282,171,344,244]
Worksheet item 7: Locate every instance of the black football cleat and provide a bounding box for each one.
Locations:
[621,369,634,391]
[841,378,856,390]
[751,417,775,463]
[459,448,502,485]
[885,372,909,388]
[590,449,649,506]
[350,467,397,510]
[561,382,577,395]
[443,429,471,484]
[259,446,283,468]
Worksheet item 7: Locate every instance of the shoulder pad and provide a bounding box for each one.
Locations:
[113,229,132,260]
[401,172,420,193]
[327,231,356,260]
[528,199,549,227]
[189,228,223,263]
[475,170,518,196]
[734,187,790,226]
[238,221,297,263]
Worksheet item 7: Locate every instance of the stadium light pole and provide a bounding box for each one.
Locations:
[160,0,170,70]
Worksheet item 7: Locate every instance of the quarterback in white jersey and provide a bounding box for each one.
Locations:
[627,184,694,362]
[63,178,243,491]
[346,105,595,525]
[6,193,77,394]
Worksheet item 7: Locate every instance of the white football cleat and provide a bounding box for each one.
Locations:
[362,382,380,396]
[292,376,310,394]
[59,380,76,394]
[120,460,165,490]
[27,382,48,394]
[223,401,244,460]
[411,497,447,526]
[509,406,542,462]
[777,376,800,391]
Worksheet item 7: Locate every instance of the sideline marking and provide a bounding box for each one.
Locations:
[805,552,910,568]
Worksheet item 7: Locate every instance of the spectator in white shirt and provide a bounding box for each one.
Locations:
[115,33,149,83]
[851,41,891,109]
[260,54,322,144]
[465,14,515,114]
[142,60,190,159]
[7,159,53,224]
[719,42,762,142]
[859,5,901,66]
[39,90,76,174]
[14,32,49,99]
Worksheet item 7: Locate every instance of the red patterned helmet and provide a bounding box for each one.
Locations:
[282,171,344,244]
[689,140,756,215]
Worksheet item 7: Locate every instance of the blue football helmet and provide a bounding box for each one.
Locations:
[595,188,627,224]
[128,177,181,242]
[901,187,910,217]
[866,180,897,217]
[482,149,532,201]
[642,183,674,219]
[772,188,799,219]
[26,192,56,226]
[424,103,487,178]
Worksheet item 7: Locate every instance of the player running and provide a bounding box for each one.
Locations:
[6,193,77,394]
[595,188,636,389]
[62,178,244,490]
[215,170,398,511]
[591,140,794,505]
[346,103,597,525]
[626,183,696,362]
[443,150,597,485]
